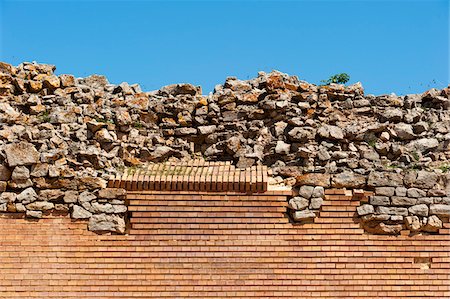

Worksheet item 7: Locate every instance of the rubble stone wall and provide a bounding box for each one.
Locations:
[0,61,449,234]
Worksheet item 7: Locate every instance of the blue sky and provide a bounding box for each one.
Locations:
[0,0,448,95]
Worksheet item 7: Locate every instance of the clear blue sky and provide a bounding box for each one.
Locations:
[0,0,448,95]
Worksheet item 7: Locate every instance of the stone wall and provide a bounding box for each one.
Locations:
[1,190,449,298]
[0,61,449,234]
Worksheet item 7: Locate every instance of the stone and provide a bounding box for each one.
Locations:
[357,204,375,216]
[376,206,408,216]
[26,201,54,211]
[39,189,65,202]
[406,138,439,153]
[198,125,217,135]
[63,191,79,203]
[113,205,127,214]
[0,192,16,204]
[11,166,30,181]
[292,209,316,222]
[288,127,315,142]
[331,171,366,188]
[369,196,390,206]
[79,191,97,202]
[30,163,49,177]
[71,205,93,219]
[411,171,439,189]
[88,214,126,234]
[275,141,290,155]
[380,108,403,122]
[312,186,325,198]
[429,204,450,218]
[393,123,415,140]
[367,171,403,187]
[309,197,323,210]
[59,74,75,87]
[43,75,60,89]
[0,181,6,192]
[174,127,197,136]
[391,196,417,206]
[26,210,43,218]
[298,186,314,199]
[0,165,11,181]
[405,216,422,232]
[288,197,309,210]
[91,202,115,213]
[364,222,403,235]
[422,215,443,232]
[317,125,344,140]
[395,187,407,197]
[374,187,395,197]
[98,188,126,199]
[4,141,40,167]
[407,188,426,198]
[296,173,330,187]
[78,177,107,190]
[17,187,38,204]
[408,204,429,217]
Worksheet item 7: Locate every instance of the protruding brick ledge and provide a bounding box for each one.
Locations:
[108,160,269,193]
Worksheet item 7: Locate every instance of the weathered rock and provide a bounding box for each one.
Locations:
[331,171,366,188]
[98,188,126,199]
[408,204,429,217]
[275,141,290,155]
[11,166,30,181]
[405,216,422,232]
[296,173,330,187]
[292,209,316,222]
[369,196,390,206]
[17,187,38,204]
[298,186,314,199]
[88,214,126,234]
[26,201,54,211]
[407,188,426,198]
[317,125,344,140]
[0,165,11,181]
[312,186,325,198]
[71,205,93,219]
[429,204,450,217]
[376,206,408,216]
[26,210,43,218]
[357,204,375,216]
[288,197,309,210]
[367,172,403,187]
[391,196,417,206]
[374,187,395,197]
[422,215,443,232]
[63,191,79,203]
[309,197,323,210]
[4,142,40,167]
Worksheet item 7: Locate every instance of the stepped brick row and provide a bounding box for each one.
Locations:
[108,161,268,193]
[0,189,449,298]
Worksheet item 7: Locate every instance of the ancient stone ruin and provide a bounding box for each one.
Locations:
[1,61,450,298]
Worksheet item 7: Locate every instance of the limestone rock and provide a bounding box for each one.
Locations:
[298,186,314,199]
[357,204,375,216]
[88,214,126,234]
[4,142,40,167]
[422,215,443,232]
[429,204,450,218]
[408,204,429,217]
[331,171,366,188]
[292,209,316,222]
[288,197,309,210]
[71,205,93,219]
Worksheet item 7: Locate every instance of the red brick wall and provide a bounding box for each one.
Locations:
[0,189,449,298]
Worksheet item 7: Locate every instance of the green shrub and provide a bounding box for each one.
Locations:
[321,73,350,85]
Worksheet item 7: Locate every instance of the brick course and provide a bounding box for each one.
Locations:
[0,189,449,298]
